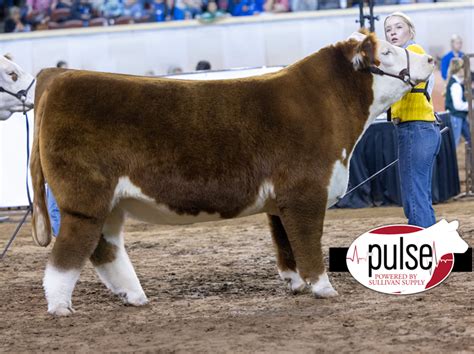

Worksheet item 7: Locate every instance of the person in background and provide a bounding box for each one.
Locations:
[197,0,228,22]
[150,0,167,21]
[25,0,53,28]
[445,58,471,147]
[101,0,124,19]
[56,60,68,68]
[186,0,203,18]
[71,0,93,22]
[52,0,73,9]
[4,6,31,32]
[196,60,211,70]
[263,0,289,13]
[46,186,60,237]
[230,0,256,16]
[167,65,183,74]
[384,11,440,228]
[123,0,145,20]
[441,34,464,81]
[171,0,186,19]
[289,0,317,12]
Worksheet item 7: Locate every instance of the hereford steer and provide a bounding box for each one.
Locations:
[31,33,434,316]
[0,56,35,120]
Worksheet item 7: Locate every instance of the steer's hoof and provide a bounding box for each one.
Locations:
[311,273,339,298]
[289,278,307,294]
[279,270,307,294]
[48,305,76,317]
[120,291,149,306]
[312,286,339,298]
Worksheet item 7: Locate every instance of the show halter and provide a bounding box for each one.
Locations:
[367,48,416,88]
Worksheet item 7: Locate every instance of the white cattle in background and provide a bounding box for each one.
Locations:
[0,56,35,121]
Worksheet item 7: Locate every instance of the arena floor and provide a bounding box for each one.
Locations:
[0,197,472,352]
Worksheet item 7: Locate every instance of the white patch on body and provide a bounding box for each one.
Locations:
[311,272,339,298]
[112,176,277,225]
[239,180,277,217]
[341,149,347,160]
[279,269,306,293]
[351,53,365,70]
[326,159,349,208]
[43,264,80,316]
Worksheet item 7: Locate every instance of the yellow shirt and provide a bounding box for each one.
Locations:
[391,44,435,123]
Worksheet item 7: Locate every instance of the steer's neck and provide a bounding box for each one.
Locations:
[288,44,376,159]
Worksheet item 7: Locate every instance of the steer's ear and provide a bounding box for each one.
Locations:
[351,33,380,70]
[347,31,365,42]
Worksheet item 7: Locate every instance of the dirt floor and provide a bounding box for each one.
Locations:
[0,196,473,353]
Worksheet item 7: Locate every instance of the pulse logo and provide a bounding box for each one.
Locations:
[346,220,469,294]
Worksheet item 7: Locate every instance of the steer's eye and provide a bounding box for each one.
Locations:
[9,72,18,82]
[381,50,391,56]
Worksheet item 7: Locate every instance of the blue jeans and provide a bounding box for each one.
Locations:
[397,122,441,228]
[450,114,471,147]
[46,185,61,237]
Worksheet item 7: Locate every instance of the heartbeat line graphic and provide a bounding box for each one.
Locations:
[346,245,367,263]
[430,241,453,275]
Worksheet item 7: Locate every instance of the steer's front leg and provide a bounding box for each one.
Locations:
[267,214,307,294]
[277,186,338,298]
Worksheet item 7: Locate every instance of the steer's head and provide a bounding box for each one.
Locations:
[0,55,35,121]
[346,31,434,117]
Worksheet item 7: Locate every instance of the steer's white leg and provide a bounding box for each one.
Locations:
[44,264,80,316]
[90,208,148,306]
[278,269,307,293]
[44,212,104,316]
[311,272,338,298]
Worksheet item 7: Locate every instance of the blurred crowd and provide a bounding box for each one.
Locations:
[1,0,436,33]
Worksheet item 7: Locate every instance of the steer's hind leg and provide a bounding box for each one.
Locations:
[277,187,338,298]
[267,214,306,293]
[44,212,103,316]
[90,207,148,307]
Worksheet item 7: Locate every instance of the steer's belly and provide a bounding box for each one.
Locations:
[118,198,279,225]
[113,176,279,225]
[118,198,227,225]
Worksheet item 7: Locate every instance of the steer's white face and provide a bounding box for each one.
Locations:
[349,32,435,119]
[0,56,35,121]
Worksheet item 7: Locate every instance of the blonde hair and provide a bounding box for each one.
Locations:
[384,12,416,40]
[443,58,464,97]
[447,58,464,81]
[450,34,462,44]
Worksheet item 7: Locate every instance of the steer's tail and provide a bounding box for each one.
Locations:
[30,90,52,247]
